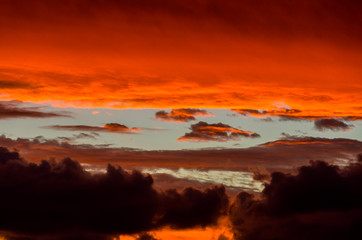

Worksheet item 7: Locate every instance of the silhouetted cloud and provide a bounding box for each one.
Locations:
[0,101,70,119]
[44,123,142,134]
[0,147,228,240]
[155,109,214,122]
[229,160,362,240]
[314,118,354,131]
[178,121,260,142]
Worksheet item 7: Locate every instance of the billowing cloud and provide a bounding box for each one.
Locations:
[177,121,260,142]
[0,147,228,240]
[0,101,70,119]
[314,118,354,132]
[229,160,362,240]
[44,123,142,134]
[155,109,214,122]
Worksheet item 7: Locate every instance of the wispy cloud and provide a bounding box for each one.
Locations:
[0,101,70,119]
[44,123,143,134]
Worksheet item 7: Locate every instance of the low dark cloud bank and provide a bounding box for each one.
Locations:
[0,147,228,240]
[230,157,362,240]
[1,146,361,239]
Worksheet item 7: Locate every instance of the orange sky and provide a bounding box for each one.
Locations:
[0,1,361,239]
[0,0,361,118]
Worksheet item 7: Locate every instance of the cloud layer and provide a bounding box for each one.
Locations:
[0,135,361,173]
[232,108,362,123]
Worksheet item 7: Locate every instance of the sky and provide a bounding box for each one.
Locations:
[0,0,361,240]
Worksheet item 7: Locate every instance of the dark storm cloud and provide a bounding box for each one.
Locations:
[229,160,362,240]
[314,118,354,131]
[155,108,214,122]
[178,121,260,142]
[0,101,70,119]
[0,147,228,239]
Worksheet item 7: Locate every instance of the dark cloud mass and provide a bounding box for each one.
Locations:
[0,147,228,240]
[155,108,214,122]
[314,118,354,131]
[0,101,70,119]
[178,121,260,142]
[229,160,362,240]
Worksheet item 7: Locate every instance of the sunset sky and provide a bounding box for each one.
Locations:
[0,1,361,240]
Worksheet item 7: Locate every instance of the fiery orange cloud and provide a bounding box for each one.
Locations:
[0,0,360,118]
[177,121,260,142]
[155,109,214,122]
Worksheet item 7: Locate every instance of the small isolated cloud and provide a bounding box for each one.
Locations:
[0,101,70,119]
[44,123,143,134]
[177,121,260,142]
[56,133,98,142]
[314,118,354,132]
[155,109,214,122]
